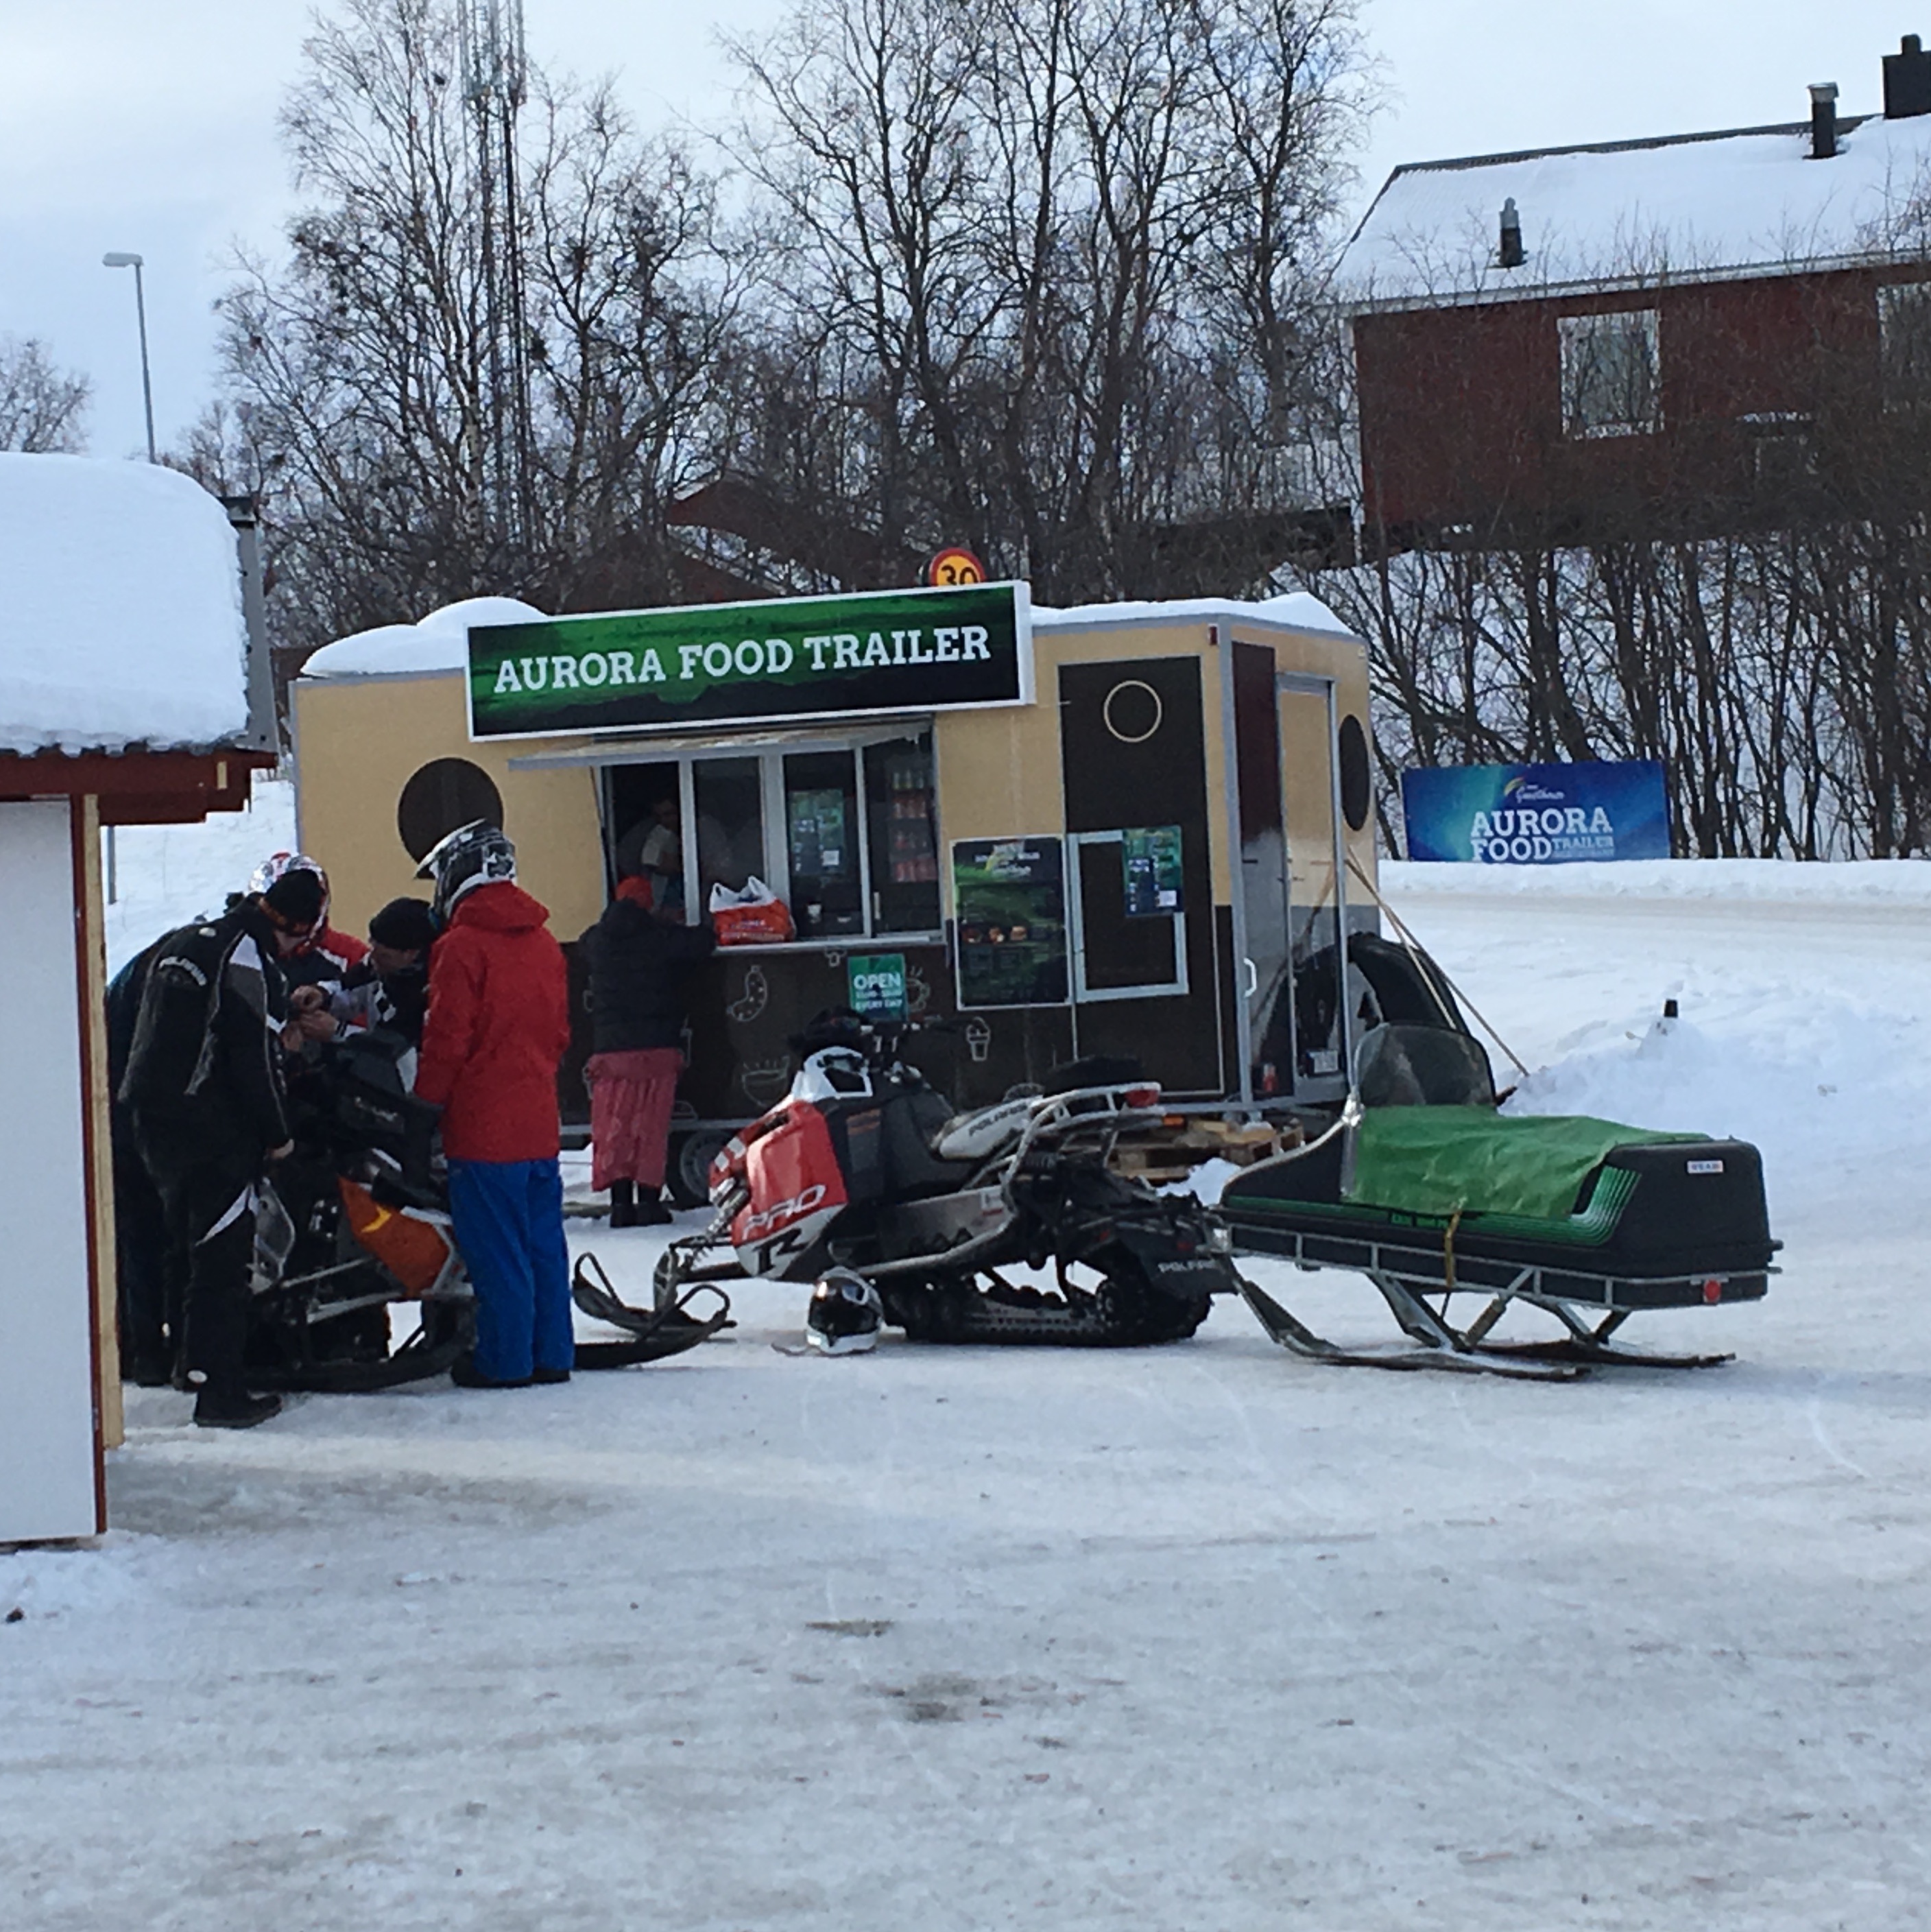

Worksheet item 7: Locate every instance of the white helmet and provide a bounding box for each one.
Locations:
[806,1271,883,1355]
[416,820,514,922]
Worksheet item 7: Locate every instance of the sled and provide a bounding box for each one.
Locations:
[1216,1023,1777,1378]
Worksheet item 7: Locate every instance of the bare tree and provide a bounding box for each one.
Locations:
[214,0,736,656]
[0,336,89,453]
[719,0,1372,600]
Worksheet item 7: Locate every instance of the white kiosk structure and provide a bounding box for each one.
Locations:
[0,457,272,1544]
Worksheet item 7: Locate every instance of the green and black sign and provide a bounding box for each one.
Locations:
[466,582,1032,740]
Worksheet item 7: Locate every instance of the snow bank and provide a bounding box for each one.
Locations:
[1343,109,1931,306]
[1385,856,1931,903]
[0,454,248,754]
[300,595,548,680]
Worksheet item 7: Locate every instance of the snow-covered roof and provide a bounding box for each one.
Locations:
[300,595,549,679]
[0,455,250,756]
[1033,591,1359,640]
[1338,110,1931,310]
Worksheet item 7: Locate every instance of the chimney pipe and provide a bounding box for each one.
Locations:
[1809,81,1840,158]
[1498,196,1524,268]
[1885,34,1931,119]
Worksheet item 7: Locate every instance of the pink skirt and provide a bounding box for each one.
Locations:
[585,1047,684,1191]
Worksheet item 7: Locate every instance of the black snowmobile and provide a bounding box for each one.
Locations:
[634,1011,1240,1346]
[248,1029,727,1391]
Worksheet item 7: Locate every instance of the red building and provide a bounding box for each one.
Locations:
[1338,38,1931,553]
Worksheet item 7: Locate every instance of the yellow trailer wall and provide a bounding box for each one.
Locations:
[293,673,605,942]
[293,610,1374,945]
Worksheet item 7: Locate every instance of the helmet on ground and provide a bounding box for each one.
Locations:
[806,1270,883,1355]
[416,820,515,922]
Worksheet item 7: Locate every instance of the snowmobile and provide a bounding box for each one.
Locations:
[1215,953,1778,1378]
[245,1029,727,1392]
[637,1011,1239,1346]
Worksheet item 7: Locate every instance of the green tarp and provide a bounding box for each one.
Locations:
[1346,1108,1700,1224]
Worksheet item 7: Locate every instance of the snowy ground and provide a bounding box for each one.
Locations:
[10,848,1931,1929]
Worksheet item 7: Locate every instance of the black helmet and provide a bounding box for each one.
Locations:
[417,820,514,923]
[806,1270,883,1355]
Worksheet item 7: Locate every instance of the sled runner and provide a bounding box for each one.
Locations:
[1217,1021,1777,1376]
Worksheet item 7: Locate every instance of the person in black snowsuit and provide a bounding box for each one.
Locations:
[120,868,326,1428]
[579,876,714,1225]
[105,937,174,1385]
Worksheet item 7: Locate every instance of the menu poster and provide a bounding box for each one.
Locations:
[1122,824,1184,916]
[950,837,1070,1008]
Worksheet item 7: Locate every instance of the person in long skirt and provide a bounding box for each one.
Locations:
[579,873,715,1225]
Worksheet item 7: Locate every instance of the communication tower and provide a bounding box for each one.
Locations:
[459,0,535,554]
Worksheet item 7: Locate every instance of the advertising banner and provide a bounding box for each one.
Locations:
[951,837,1069,1008]
[467,582,1032,739]
[1402,760,1670,864]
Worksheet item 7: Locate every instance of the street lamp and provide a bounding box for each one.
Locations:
[101,251,156,464]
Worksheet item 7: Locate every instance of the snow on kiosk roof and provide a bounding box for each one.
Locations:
[0,454,254,756]
[1339,108,1931,311]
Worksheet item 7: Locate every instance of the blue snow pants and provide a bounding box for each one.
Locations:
[446,1156,575,1383]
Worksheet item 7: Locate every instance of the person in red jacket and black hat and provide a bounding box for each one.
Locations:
[413,821,575,1389]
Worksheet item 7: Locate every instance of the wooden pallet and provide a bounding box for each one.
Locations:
[1111,1116,1295,1184]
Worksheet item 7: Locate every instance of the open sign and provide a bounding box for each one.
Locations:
[846,953,909,1022]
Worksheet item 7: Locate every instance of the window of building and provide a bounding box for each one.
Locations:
[1879,281,1931,404]
[601,730,942,944]
[863,737,941,935]
[782,750,862,938]
[1559,309,1661,438]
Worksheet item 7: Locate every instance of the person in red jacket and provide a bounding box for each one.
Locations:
[413,822,575,1388]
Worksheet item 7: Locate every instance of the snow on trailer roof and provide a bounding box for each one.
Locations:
[298,595,549,679]
[0,455,250,756]
[1033,590,1358,640]
[1337,110,1931,310]
[299,590,1359,682]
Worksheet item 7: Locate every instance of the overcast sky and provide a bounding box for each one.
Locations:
[0,0,1918,460]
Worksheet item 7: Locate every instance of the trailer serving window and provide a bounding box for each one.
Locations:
[601,728,941,944]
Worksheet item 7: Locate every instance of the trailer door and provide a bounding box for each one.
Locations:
[1058,657,1221,1096]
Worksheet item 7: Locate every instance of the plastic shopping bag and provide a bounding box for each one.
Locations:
[708,875,795,945]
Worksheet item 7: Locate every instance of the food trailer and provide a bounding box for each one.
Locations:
[293,586,1377,1200]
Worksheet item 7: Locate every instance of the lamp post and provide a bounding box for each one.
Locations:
[100,251,156,464]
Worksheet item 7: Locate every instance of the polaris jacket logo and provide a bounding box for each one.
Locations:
[739,1184,829,1240]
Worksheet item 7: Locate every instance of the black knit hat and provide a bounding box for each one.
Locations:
[368,896,439,951]
[259,867,326,932]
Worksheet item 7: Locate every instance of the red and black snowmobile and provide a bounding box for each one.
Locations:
[634,1010,1240,1346]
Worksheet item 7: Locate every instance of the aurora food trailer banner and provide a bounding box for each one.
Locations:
[1402,761,1670,864]
[466,582,1032,738]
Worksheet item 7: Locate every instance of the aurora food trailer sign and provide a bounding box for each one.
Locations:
[467,582,1032,739]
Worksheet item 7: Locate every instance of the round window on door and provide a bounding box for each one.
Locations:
[397,758,504,863]
[1338,715,1371,832]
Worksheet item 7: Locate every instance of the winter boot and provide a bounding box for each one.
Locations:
[608,1179,638,1229]
[451,1357,533,1390]
[635,1186,673,1227]
[193,1389,283,1430]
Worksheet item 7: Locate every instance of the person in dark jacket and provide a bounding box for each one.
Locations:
[105,936,173,1385]
[579,873,715,1226]
[312,895,439,1075]
[121,868,326,1428]
[413,822,575,1388]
